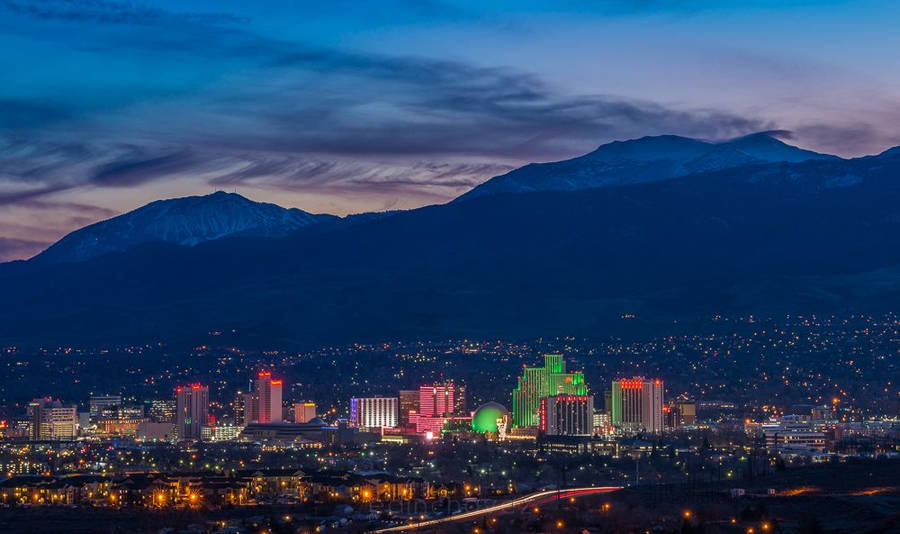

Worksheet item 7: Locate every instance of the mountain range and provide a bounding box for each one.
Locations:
[3,132,900,346]
[456,132,836,200]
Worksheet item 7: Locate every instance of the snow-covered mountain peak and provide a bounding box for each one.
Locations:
[33,192,336,264]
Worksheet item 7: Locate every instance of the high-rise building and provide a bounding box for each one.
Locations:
[610,377,664,433]
[89,395,122,418]
[254,371,283,423]
[233,391,247,425]
[541,394,594,436]
[28,398,78,441]
[175,384,209,441]
[349,397,398,429]
[293,402,316,423]
[419,381,466,417]
[452,384,467,415]
[398,390,419,427]
[511,354,588,428]
[236,392,259,425]
[415,381,468,434]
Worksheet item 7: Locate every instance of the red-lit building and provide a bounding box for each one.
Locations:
[254,371,283,423]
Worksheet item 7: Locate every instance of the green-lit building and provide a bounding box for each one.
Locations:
[511,354,588,428]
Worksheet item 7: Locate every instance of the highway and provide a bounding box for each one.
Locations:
[371,486,623,532]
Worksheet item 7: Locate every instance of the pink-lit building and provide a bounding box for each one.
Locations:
[414,381,466,434]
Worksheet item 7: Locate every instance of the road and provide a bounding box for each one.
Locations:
[371,486,623,532]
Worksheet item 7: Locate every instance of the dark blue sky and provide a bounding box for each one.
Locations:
[2,0,900,260]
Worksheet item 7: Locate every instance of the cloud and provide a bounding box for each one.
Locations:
[0,0,772,159]
[0,24,774,209]
[0,0,247,26]
[792,123,900,158]
[1,0,774,164]
[755,129,795,140]
[138,45,770,163]
[209,157,513,191]
[0,184,72,206]
[15,199,118,219]
[89,149,198,187]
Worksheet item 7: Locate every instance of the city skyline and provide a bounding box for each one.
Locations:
[0,326,896,532]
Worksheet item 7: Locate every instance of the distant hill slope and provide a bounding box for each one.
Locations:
[2,141,899,347]
[33,191,337,264]
[456,132,838,200]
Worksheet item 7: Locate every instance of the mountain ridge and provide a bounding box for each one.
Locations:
[456,132,839,200]
[32,190,338,264]
[3,145,900,346]
[20,132,847,266]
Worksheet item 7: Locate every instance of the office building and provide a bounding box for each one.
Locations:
[201,424,243,442]
[240,420,327,444]
[236,392,258,425]
[175,384,209,441]
[593,411,611,435]
[28,398,78,441]
[136,421,175,441]
[148,399,176,423]
[96,416,146,437]
[541,395,594,436]
[677,400,697,426]
[511,354,588,428]
[398,390,419,427]
[664,400,697,428]
[762,416,827,452]
[349,397,398,429]
[89,395,122,418]
[610,377,664,433]
[293,402,316,423]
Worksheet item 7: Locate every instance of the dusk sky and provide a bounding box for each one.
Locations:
[3,0,900,261]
